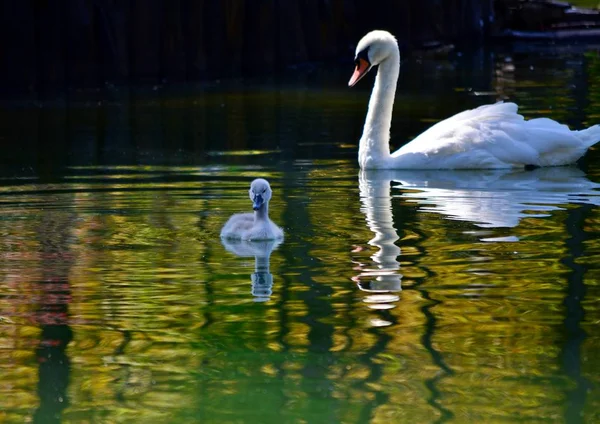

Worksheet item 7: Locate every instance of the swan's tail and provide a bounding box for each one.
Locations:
[577,124,600,148]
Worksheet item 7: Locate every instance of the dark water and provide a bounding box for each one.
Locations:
[1,45,600,423]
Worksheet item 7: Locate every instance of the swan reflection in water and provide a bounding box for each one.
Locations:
[392,166,600,237]
[354,167,600,312]
[354,171,403,313]
[221,239,282,302]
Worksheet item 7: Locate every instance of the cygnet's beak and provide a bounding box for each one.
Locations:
[252,194,264,211]
[348,57,371,87]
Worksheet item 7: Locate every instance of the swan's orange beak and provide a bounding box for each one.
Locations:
[348,58,371,87]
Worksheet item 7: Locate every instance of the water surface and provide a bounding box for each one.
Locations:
[1,45,600,423]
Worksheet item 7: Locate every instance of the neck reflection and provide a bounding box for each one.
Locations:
[354,170,403,312]
[221,239,282,302]
[33,212,74,424]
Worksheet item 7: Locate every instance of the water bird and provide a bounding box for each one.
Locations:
[349,30,600,169]
[220,178,284,241]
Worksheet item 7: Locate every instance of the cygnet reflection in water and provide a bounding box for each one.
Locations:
[221,238,282,302]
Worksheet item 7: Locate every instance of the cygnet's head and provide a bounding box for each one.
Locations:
[348,30,398,87]
[249,178,273,211]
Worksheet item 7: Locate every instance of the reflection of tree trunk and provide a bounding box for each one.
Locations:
[279,173,337,416]
[561,205,592,423]
[404,210,453,422]
[420,291,454,424]
[401,213,455,422]
[569,48,588,132]
[354,319,392,423]
[32,210,75,424]
[194,198,214,424]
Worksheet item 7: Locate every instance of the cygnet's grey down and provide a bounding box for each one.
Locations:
[220,178,284,241]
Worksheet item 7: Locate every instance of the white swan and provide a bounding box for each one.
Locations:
[220,178,284,241]
[349,30,600,169]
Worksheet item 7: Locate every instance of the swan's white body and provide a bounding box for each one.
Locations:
[350,30,600,170]
[220,178,284,241]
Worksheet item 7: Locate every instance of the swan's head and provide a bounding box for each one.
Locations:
[348,30,398,87]
[249,178,272,211]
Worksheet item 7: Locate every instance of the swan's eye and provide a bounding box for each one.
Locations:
[355,47,371,66]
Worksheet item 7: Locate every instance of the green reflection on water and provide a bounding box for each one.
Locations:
[0,46,600,423]
[0,161,598,423]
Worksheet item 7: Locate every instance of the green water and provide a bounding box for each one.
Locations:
[1,46,600,423]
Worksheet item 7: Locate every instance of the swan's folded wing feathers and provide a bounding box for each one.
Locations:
[401,102,524,152]
[527,117,571,131]
[436,102,521,124]
[393,101,598,168]
[577,124,600,147]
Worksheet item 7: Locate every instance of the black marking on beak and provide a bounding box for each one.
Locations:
[349,47,372,87]
[354,47,371,65]
[253,194,264,211]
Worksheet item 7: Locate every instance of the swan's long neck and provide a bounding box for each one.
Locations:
[254,203,269,222]
[359,50,400,169]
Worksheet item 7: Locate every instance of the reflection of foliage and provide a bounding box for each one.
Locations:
[584,51,600,125]
[2,45,600,420]
[0,162,598,422]
[569,0,599,8]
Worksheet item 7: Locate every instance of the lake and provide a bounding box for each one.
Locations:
[1,42,600,423]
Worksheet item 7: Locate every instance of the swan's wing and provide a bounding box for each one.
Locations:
[393,102,594,168]
[402,102,524,148]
